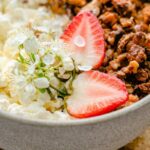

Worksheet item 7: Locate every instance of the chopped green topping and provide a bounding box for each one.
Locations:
[39,88,46,93]
[29,53,36,63]
[17,53,29,64]
[15,39,78,112]
[18,44,24,50]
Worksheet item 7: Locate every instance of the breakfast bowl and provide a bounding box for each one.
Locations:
[0,95,149,150]
[0,0,149,150]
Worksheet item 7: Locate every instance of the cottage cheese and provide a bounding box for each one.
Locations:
[0,0,72,120]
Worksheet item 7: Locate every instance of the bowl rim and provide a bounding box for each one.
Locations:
[0,95,149,126]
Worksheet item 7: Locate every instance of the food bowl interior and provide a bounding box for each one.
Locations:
[0,95,149,126]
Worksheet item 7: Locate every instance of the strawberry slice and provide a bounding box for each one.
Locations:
[61,12,105,69]
[67,71,128,118]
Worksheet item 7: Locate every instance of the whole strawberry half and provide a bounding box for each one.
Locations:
[61,11,105,69]
[67,71,128,118]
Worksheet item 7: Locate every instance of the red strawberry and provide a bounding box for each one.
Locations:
[61,12,105,69]
[67,71,128,118]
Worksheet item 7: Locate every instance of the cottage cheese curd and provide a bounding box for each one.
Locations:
[0,0,74,120]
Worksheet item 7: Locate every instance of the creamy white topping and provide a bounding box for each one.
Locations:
[0,0,75,120]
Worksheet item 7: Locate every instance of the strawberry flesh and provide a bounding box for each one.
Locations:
[67,71,128,118]
[61,12,105,69]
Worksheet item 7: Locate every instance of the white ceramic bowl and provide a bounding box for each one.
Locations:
[0,95,149,150]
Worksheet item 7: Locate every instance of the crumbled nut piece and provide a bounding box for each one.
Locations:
[134,23,149,32]
[136,68,149,82]
[146,33,150,48]
[102,57,109,66]
[128,94,139,102]
[138,82,150,94]
[104,28,111,40]
[112,24,123,33]
[68,0,87,6]
[117,33,134,54]
[98,0,110,4]
[107,32,116,45]
[107,70,117,76]
[109,59,120,70]
[138,4,150,23]
[119,94,139,108]
[146,48,150,58]
[74,7,81,14]
[145,61,150,69]
[131,0,143,8]
[126,84,134,94]
[109,53,127,71]
[99,12,118,26]
[106,49,114,59]
[120,17,134,28]
[112,0,135,16]
[113,52,119,58]
[126,43,147,63]
[48,0,67,14]
[103,49,114,66]
[107,28,123,46]
[117,70,126,78]
[132,32,146,47]
[81,0,101,16]
[121,60,139,74]
[117,53,127,62]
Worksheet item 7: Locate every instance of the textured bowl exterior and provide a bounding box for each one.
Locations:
[0,95,150,150]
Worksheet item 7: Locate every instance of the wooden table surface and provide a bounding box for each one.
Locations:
[120,128,150,150]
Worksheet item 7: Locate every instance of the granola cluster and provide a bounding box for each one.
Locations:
[48,0,150,105]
